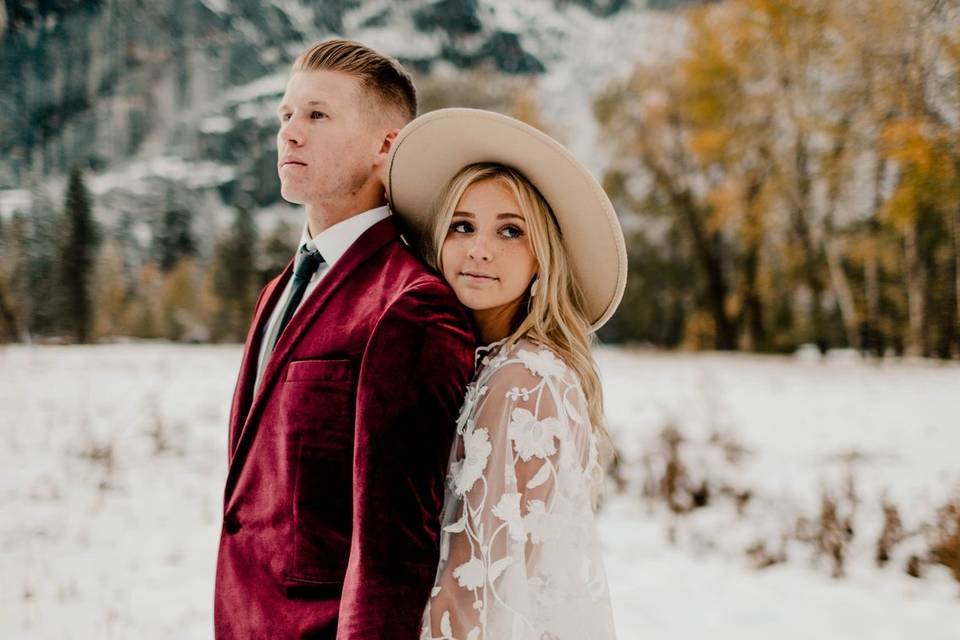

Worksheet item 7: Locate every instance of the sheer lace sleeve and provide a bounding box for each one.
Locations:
[420,343,614,640]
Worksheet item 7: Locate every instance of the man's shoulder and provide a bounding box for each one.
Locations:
[366,240,467,325]
[385,269,464,318]
[378,235,454,298]
[380,231,429,268]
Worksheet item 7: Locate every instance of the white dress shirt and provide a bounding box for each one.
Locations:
[255,205,392,384]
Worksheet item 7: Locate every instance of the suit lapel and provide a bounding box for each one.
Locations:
[224,217,400,503]
[228,261,293,460]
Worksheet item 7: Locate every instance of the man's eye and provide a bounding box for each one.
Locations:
[281,113,291,122]
[311,111,327,119]
[451,221,473,233]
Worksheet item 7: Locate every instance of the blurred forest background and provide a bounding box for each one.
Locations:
[1,0,958,359]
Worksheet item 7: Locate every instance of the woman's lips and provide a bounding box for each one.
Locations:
[460,272,498,284]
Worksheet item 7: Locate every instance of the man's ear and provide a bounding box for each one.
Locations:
[375,129,400,163]
[373,128,400,184]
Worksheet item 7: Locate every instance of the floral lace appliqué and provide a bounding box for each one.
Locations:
[508,408,563,462]
[422,341,616,640]
[452,426,492,496]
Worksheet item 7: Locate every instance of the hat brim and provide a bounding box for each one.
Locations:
[386,108,627,332]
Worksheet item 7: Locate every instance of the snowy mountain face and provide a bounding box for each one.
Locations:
[0,0,689,227]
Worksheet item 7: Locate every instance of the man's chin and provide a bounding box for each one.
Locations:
[279,186,307,205]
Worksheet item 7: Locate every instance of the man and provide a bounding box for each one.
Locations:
[214,40,476,639]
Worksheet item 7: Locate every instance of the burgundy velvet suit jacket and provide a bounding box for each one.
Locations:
[214,217,476,639]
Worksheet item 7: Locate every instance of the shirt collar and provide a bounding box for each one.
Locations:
[298,205,392,267]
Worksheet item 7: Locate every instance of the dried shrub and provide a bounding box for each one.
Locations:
[659,426,686,509]
[876,498,904,567]
[638,424,752,516]
[76,440,114,472]
[145,395,186,456]
[640,452,659,503]
[928,498,960,584]
[905,554,924,578]
[746,538,788,569]
[75,437,115,491]
[707,430,751,465]
[605,443,628,494]
[658,425,707,514]
[798,491,855,579]
[718,486,753,517]
[689,480,710,509]
[820,493,854,577]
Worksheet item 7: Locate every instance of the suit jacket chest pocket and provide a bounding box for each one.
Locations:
[279,358,355,449]
[281,358,356,585]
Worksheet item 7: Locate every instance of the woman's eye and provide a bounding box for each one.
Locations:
[501,225,523,239]
[451,221,473,233]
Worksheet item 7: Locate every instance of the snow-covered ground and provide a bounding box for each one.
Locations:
[597,348,960,639]
[1,344,958,638]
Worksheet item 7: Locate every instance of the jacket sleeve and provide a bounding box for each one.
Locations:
[337,280,476,639]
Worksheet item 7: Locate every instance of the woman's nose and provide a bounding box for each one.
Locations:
[466,237,492,262]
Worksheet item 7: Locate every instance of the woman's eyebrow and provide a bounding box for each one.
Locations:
[451,211,524,221]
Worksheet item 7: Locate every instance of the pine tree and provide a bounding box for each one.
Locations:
[235,206,258,297]
[0,212,21,342]
[2,212,29,341]
[259,219,296,285]
[113,211,141,282]
[209,206,260,341]
[155,205,196,273]
[60,166,99,343]
[24,183,61,338]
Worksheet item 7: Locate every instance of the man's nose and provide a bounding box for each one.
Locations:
[280,119,303,146]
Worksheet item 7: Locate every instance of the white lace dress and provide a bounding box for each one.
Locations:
[420,339,617,640]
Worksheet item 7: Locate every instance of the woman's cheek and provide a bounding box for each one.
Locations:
[441,245,461,281]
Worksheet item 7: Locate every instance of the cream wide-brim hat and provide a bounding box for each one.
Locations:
[385,108,627,332]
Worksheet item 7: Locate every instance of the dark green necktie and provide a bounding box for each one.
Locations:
[270,246,324,349]
[257,246,324,387]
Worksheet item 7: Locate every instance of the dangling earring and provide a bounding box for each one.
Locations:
[529,277,540,298]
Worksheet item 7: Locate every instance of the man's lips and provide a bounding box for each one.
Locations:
[279,159,307,168]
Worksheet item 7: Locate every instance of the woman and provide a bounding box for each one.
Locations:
[386,109,627,639]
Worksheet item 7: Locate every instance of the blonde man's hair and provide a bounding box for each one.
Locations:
[425,163,609,446]
[293,39,417,125]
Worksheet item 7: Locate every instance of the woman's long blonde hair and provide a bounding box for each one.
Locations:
[424,162,608,441]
